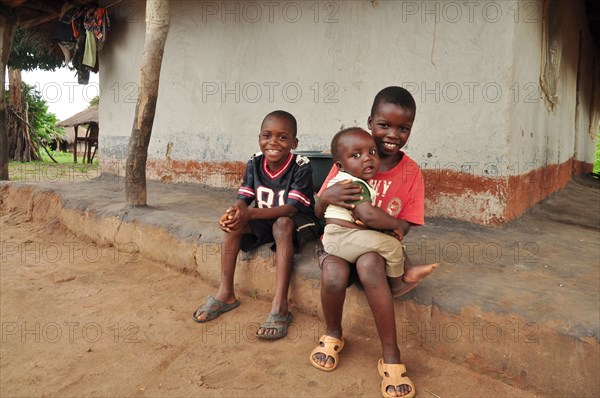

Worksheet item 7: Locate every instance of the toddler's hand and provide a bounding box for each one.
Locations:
[392,228,404,242]
[353,218,366,227]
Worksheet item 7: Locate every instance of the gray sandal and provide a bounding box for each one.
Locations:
[192,295,240,323]
[256,312,294,340]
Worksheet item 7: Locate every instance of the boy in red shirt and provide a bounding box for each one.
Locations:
[310,87,435,398]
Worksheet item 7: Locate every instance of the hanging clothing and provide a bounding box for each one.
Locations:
[84,8,110,43]
[58,41,74,64]
[82,30,97,68]
[53,6,111,85]
[51,21,74,42]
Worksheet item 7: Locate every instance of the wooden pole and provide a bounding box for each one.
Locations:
[74,125,78,163]
[0,15,17,180]
[84,125,90,164]
[125,0,170,206]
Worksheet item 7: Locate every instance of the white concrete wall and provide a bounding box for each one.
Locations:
[99,0,518,168]
[99,0,145,163]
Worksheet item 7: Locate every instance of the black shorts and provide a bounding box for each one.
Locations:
[240,212,321,253]
[316,239,360,287]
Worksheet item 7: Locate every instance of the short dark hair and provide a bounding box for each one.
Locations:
[370,86,416,117]
[262,110,297,136]
[330,127,369,162]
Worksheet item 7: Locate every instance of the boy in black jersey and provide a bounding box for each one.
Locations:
[192,110,320,340]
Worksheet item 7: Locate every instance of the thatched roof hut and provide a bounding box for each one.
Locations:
[57,106,98,128]
[57,106,98,163]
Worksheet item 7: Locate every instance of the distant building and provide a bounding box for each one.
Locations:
[57,106,99,163]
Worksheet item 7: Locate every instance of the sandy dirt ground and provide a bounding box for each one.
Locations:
[0,207,539,397]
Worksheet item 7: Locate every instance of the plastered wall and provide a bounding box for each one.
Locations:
[99,0,599,224]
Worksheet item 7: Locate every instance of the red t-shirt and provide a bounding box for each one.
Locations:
[318,152,424,226]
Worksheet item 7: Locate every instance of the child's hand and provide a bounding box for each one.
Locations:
[220,205,249,232]
[219,208,234,222]
[349,208,367,227]
[321,179,363,210]
[392,228,404,242]
[354,219,366,227]
[219,207,238,232]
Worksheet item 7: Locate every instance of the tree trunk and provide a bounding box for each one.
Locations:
[8,67,20,160]
[8,67,40,162]
[9,67,23,161]
[24,100,41,162]
[125,0,170,206]
[0,16,17,180]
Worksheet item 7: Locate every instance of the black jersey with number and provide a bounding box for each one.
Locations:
[237,152,315,214]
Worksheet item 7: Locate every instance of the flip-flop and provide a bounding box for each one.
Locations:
[377,358,416,398]
[309,335,345,371]
[391,281,418,298]
[255,312,294,340]
[192,295,240,323]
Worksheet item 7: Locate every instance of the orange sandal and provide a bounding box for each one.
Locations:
[309,335,345,371]
[377,358,416,398]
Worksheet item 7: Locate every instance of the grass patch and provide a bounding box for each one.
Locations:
[594,131,600,174]
[9,150,100,183]
[40,149,99,165]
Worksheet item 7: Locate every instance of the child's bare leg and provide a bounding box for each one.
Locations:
[357,252,412,397]
[257,217,294,336]
[321,255,350,338]
[356,252,399,361]
[312,254,350,369]
[388,254,438,298]
[193,225,249,321]
[215,226,247,300]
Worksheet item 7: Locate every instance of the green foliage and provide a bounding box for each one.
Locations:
[22,82,65,143]
[88,95,100,108]
[594,130,600,174]
[8,27,63,71]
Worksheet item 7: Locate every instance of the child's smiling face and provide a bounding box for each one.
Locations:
[368,103,415,158]
[259,115,298,169]
[336,130,380,181]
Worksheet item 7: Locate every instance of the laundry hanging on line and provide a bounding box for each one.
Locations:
[52,6,111,85]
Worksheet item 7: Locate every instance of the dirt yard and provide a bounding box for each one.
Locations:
[0,202,541,397]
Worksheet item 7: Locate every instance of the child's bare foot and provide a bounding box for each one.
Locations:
[389,263,437,297]
[402,262,437,284]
